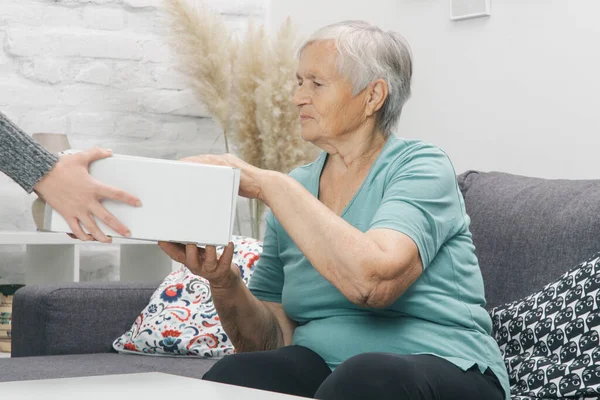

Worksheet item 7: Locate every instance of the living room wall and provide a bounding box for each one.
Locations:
[268,0,600,180]
[0,0,265,283]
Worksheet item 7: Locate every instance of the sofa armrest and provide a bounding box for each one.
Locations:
[11,281,159,357]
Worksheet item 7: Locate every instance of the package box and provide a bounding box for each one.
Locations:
[44,153,240,246]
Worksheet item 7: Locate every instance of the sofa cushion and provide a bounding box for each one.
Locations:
[113,236,261,357]
[11,281,159,357]
[457,171,600,309]
[0,353,217,382]
[490,252,600,398]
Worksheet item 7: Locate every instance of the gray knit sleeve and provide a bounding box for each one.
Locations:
[0,110,59,193]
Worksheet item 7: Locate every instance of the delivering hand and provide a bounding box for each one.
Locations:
[34,147,141,243]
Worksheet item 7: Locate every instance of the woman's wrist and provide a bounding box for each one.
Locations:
[209,263,242,293]
[254,169,284,207]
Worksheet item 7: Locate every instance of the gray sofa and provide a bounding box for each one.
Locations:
[2,171,600,395]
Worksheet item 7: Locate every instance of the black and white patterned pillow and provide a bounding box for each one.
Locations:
[490,252,600,399]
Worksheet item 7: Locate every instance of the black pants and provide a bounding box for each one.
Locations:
[203,345,505,400]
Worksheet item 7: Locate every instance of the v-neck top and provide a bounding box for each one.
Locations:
[248,134,509,399]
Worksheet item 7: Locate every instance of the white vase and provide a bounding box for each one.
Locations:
[31,198,46,231]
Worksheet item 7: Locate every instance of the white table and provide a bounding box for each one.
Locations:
[0,372,308,399]
[0,232,178,284]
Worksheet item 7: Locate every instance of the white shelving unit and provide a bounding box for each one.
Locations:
[0,231,178,284]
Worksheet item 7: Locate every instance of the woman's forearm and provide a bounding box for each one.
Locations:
[257,171,384,305]
[210,276,284,352]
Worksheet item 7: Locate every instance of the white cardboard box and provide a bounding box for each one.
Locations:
[43,153,240,246]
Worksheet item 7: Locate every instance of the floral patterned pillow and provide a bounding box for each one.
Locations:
[113,236,262,357]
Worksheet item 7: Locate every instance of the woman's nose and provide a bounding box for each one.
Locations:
[292,86,309,106]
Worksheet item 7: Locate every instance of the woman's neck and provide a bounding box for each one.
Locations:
[325,129,387,174]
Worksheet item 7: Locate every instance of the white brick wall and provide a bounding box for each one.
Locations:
[0,0,265,284]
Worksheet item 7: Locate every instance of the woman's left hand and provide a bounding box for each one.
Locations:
[180,153,267,200]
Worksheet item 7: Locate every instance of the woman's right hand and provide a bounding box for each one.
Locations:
[158,241,239,289]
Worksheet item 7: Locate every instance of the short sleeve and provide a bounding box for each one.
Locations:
[248,210,285,303]
[368,145,462,269]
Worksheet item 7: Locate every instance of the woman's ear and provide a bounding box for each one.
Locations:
[365,79,388,117]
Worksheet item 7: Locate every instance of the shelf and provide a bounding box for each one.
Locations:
[0,231,158,245]
[0,231,177,284]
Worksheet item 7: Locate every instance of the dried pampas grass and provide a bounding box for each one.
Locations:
[164,0,235,135]
[229,21,267,169]
[164,0,318,238]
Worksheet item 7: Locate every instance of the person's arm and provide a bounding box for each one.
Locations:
[0,110,141,242]
[257,170,422,308]
[158,234,296,352]
[211,277,296,352]
[0,110,58,193]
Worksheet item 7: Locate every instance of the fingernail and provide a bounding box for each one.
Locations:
[135,200,142,207]
[124,231,131,237]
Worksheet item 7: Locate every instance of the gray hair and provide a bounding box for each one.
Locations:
[298,21,413,135]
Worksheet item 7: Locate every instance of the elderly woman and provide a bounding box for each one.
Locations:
[159,20,509,400]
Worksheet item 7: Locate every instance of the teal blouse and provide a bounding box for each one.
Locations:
[248,135,510,399]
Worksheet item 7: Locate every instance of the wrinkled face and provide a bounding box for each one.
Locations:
[293,41,371,146]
